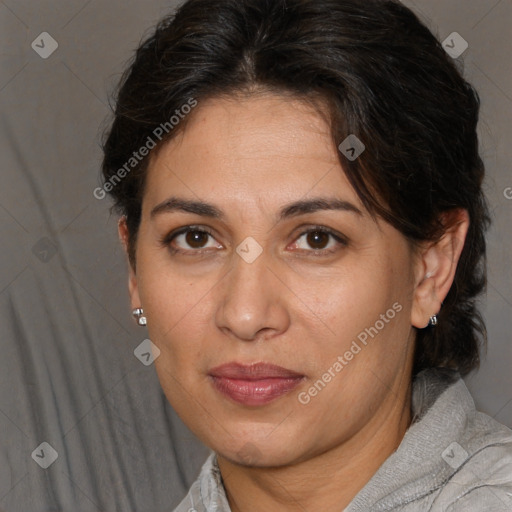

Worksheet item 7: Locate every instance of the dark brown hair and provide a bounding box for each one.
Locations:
[101,0,490,376]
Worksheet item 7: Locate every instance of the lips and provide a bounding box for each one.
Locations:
[208,362,305,406]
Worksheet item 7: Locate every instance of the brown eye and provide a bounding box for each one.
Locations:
[290,227,347,254]
[185,230,210,248]
[166,227,223,254]
[306,231,330,250]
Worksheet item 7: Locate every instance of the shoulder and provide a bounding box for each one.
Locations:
[434,411,512,511]
[173,452,230,512]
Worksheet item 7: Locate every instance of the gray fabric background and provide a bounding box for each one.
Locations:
[0,0,510,510]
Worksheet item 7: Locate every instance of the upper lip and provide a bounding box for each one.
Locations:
[209,362,304,380]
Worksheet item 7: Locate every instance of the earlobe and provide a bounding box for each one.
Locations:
[411,209,470,329]
[411,273,440,328]
[117,216,142,312]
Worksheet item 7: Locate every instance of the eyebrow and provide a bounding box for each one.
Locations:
[150,196,362,220]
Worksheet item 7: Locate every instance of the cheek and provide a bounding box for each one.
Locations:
[294,277,412,432]
[139,269,213,410]
[136,255,215,360]
[292,256,397,332]
[292,250,413,375]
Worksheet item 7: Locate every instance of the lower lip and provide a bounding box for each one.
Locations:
[209,376,304,406]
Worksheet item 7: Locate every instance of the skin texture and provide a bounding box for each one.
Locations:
[118,93,469,511]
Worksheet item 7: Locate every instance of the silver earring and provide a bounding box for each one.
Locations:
[132,308,147,326]
[428,314,438,327]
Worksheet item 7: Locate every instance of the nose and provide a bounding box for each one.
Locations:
[215,249,290,342]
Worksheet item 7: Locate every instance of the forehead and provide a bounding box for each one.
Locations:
[143,93,361,212]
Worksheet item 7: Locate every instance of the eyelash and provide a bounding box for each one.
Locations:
[159,225,348,257]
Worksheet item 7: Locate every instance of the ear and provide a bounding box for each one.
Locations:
[118,216,142,311]
[411,209,470,329]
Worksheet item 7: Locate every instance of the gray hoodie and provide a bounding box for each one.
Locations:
[174,368,512,511]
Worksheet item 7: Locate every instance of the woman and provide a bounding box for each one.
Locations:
[101,0,512,510]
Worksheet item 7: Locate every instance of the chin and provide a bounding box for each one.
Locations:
[219,441,296,468]
[208,426,310,468]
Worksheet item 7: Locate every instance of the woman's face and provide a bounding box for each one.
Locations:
[127,93,423,466]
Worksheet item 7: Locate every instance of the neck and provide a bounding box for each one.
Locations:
[217,381,412,512]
